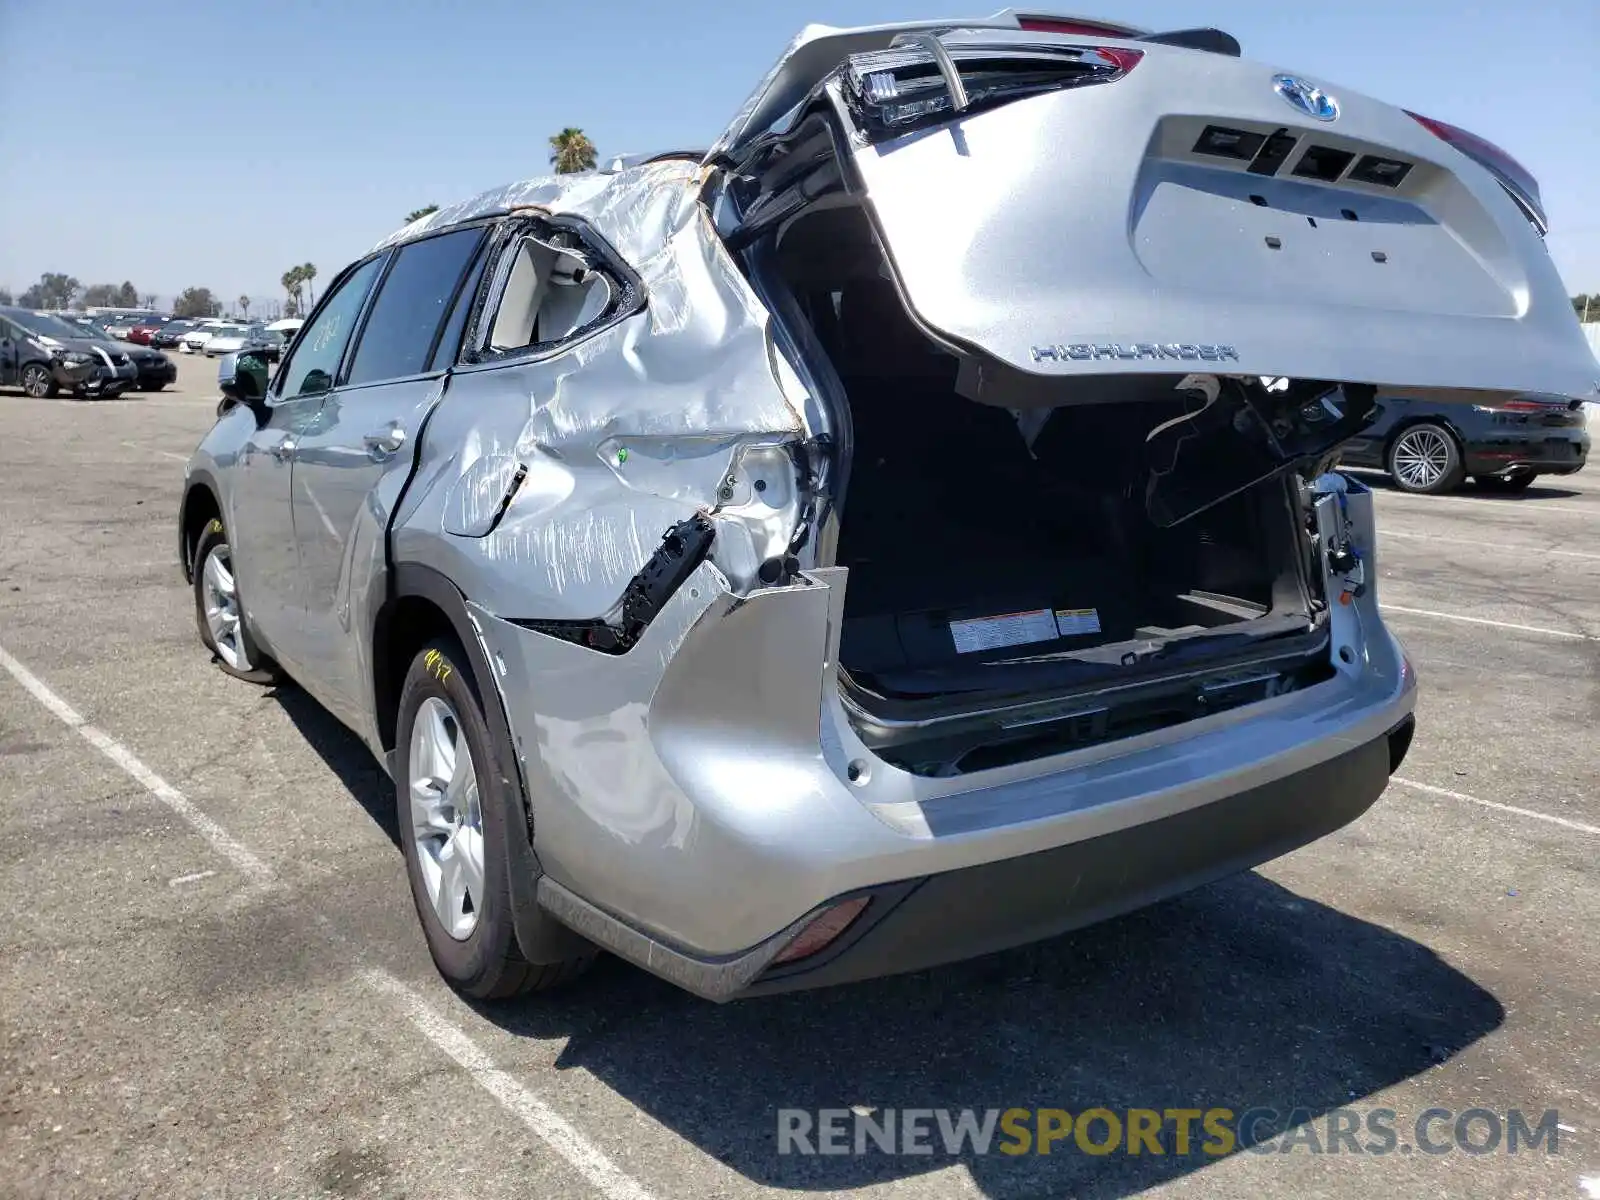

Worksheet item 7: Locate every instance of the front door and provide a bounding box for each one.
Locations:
[286,225,488,736]
[235,254,389,672]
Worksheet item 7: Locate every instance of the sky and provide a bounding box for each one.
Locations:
[1,0,1596,309]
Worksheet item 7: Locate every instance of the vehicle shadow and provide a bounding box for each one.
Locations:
[491,875,1503,1198]
[274,686,1504,1198]
[1351,469,1584,502]
[270,683,400,847]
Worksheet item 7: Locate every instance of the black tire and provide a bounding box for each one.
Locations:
[396,637,594,999]
[1387,423,1465,494]
[140,381,166,393]
[1473,470,1537,493]
[192,520,281,684]
[20,363,58,398]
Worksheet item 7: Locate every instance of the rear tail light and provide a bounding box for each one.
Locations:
[770,896,871,965]
[1016,16,1140,37]
[1473,397,1576,413]
[843,41,1142,140]
[1406,111,1546,234]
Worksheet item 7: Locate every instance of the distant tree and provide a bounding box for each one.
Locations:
[81,283,120,307]
[18,273,80,309]
[238,295,251,320]
[301,263,317,309]
[1575,294,1596,323]
[0,287,12,306]
[406,204,440,223]
[116,281,139,307]
[173,287,220,319]
[548,128,597,174]
[142,293,158,309]
[281,266,303,315]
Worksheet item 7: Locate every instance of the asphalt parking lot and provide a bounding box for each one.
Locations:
[1,352,1596,1199]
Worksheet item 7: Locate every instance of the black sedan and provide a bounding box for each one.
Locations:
[127,345,177,391]
[1338,393,1590,493]
[149,321,196,349]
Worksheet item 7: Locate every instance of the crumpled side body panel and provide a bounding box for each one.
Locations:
[391,160,809,621]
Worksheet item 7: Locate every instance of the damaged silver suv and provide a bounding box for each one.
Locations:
[178,12,1597,1001]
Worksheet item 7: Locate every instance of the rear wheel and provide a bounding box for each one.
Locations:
[1473,470,1536,493]
[1388,424,1465,494]
[20,364,57,398]
[192,521,280,683]
[397,637,594,999]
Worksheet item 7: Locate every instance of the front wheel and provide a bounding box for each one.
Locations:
[397,638,593,999]
[20,364,58,398]
[1388,424,1465,494]
[192,520,280,683]
[1473,470,1537,493]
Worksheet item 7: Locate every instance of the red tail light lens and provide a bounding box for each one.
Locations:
[1406,110,1546,234]
[1018,17,1138,37]
[1091,47,1145,74]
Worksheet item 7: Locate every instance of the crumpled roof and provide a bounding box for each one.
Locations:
[372,159,704,259]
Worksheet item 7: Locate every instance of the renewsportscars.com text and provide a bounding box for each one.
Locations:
[777,1107,1562,1157]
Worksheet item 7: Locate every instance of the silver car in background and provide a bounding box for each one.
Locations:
[178,12,1597,1002]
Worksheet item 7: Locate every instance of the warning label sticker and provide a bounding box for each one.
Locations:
[949,608,1061,655]
[1054,608,1102,637]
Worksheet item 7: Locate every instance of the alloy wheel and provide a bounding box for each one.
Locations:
[201,546,253,671]
[407,697,485,941]
[21,365,51,398]
[1391,428,1453,490]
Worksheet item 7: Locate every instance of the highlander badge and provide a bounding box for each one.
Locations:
[1031,344,1240,364]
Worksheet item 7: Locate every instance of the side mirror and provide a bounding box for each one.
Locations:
[217,351,271,419]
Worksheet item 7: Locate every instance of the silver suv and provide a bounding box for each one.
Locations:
[178,14,1594,1001]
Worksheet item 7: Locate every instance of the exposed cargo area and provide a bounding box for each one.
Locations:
[759,204,1337,773]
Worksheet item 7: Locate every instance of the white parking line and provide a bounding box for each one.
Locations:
[364,968,659,1200]
[1380,604,1596,641]
[0,643,276,885]
[1379,527,1600,563]
[1393,778,1600,837]
[0,639,660,1200]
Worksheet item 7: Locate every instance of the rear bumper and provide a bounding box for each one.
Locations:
[743,717,1409,996]
[1463,429,1588,476]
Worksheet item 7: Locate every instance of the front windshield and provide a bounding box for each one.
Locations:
[9,311,90,341]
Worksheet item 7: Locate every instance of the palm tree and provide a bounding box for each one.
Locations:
[238,295,251,320]
[301,263,317,309]
[281,267,302,316]
[548,128,597,174]
[406,204,440,223]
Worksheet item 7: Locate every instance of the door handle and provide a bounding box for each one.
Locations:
[270,437,297,462]
[363,424,407,458]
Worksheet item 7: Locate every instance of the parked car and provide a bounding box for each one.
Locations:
[201,325,255,356]
[0,306,139,397]
[128,345,178,392]
[178,12,1596,1003]
[150,321,197,349]
[102,314,158,340]
[180,327,219,354]
[1338,393,1590,493]
[127,317,173,345]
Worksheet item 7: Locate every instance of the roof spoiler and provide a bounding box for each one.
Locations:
[1141,27,1241,56]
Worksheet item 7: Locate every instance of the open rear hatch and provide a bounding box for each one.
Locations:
[712,20,1595,772]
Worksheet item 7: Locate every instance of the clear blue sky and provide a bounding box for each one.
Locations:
[1,0,1595,307]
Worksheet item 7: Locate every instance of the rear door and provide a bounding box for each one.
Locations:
[287,224,489,734]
